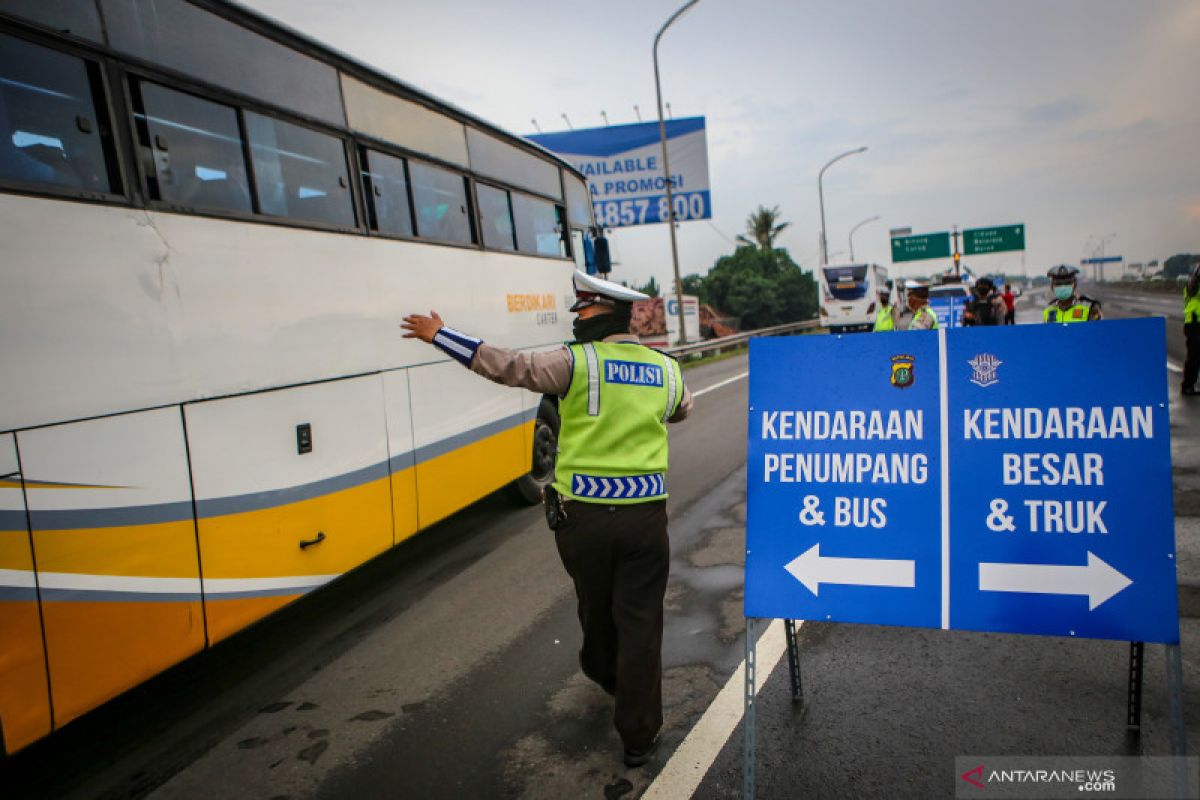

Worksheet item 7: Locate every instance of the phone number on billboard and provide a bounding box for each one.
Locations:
[594,191,710,227]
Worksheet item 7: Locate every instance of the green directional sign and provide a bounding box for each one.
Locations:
[963,224,1025,255]
[891,232,951,263]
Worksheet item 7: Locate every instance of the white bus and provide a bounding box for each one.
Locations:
[0,0,600,756]
[818,262,890,333]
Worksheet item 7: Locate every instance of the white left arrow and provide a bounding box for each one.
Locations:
[784,543,916,596]
[979,551,1132,611]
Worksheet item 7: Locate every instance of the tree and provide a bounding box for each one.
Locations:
[736,205,791,250]
[680,273,707,304]
[636,275,661,297]
[702,246,817,329]
[1164,254,1199,279]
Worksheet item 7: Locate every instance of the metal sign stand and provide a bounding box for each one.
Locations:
[743,617,758,800]
[742,626,1188,799]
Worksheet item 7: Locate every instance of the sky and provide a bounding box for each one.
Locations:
[241,0,1200,289]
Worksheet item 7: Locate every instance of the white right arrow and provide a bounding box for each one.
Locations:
[978,551,1132,611]
[784,543,916,596]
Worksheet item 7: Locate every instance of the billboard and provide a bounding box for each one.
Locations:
[527,118,711,228]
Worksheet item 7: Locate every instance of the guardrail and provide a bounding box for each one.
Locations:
[663,319,822,359]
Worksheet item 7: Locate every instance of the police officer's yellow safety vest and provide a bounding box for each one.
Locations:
[555,342,684,504]
[912,305,939,330]
[1043,302,1091,323]
[873,305,895,332]
[1185,287,1200,324]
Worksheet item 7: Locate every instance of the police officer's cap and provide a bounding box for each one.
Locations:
[1046,264,1079,282]
[569,270,650,312]
[904,278,930,298]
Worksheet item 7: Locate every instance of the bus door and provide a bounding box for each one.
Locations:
[18,409,205,729]
[0,433,52,756]
[185,375,395,643]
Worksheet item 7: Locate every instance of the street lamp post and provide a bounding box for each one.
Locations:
[848,215,881,262]
[654,0,700,345]
[818,146,868,266]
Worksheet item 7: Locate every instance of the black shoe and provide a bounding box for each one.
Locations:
[623,735,660,768]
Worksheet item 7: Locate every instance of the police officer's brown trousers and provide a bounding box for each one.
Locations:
[554,499,669,752]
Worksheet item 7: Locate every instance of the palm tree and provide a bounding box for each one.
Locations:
[736,205,790,250]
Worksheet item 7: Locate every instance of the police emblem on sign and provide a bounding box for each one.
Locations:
[890,354,915,389]
[968,353,1002,387]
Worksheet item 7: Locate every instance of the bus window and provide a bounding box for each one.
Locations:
[360,148,414,237]
[512,192,565,257]
[564,172,593,228]
[476,183,516,251]
[245,112,354,228]
[409,160,474,245]
[822,265,869,300]
[0,33,116,194]
[134,81,251,214]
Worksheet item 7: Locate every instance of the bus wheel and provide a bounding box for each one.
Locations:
[507,397,560,505]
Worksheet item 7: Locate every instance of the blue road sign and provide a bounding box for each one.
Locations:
[928,295,966,327]
[746,332,944,629]
[946,321,1178,642]
[745,319,1180,644]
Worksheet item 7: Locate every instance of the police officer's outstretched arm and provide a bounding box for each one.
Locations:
[401,310,571,395]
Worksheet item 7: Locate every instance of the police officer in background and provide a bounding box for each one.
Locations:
[872,280,898,332]
[401,270,691,767]
[962,277,1006,326]
[1043,264,1102,322]
[905,279,939,330]
[1183,262,1200,396]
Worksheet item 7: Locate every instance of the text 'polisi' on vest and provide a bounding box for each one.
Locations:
[605,360,664,387]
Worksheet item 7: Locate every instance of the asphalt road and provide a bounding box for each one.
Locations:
[2,285,1192,800]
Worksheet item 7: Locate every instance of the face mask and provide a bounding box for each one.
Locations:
[1053,285,1074,302]
[572,308,631,342]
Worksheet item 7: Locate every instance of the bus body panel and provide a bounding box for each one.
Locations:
[0,196,575,434]
[18,409,205,728]
[0,433,53,755]
[381,370,421,547]
[407,360,530,528]
[185,375,394,644]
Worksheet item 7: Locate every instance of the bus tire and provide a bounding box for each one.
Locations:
[507,397,560,505]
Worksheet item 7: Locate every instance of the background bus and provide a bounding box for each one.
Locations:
[0,0,599,756]
[818,262,890,333]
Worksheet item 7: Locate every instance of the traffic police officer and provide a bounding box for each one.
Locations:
[905,279,939,330]
[872,281,898,332]
[1043,264,1102,322]
[1184,262,1200,396]
[400,270,692,767]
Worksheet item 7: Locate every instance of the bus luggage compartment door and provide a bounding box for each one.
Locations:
[18,409,204,728]
[407,360,528,527]
[0,432,52,755]
[185,375,393,644]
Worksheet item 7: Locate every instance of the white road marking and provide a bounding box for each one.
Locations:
[693,371,749,397]
[1167,361,1183,375]
[643,619,791,800]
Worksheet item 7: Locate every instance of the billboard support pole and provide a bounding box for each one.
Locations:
[653,0,700,346]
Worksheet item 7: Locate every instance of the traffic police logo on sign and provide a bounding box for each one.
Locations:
[604,360,664,387]
[890,355,916,389]
[968,353,1002,388]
